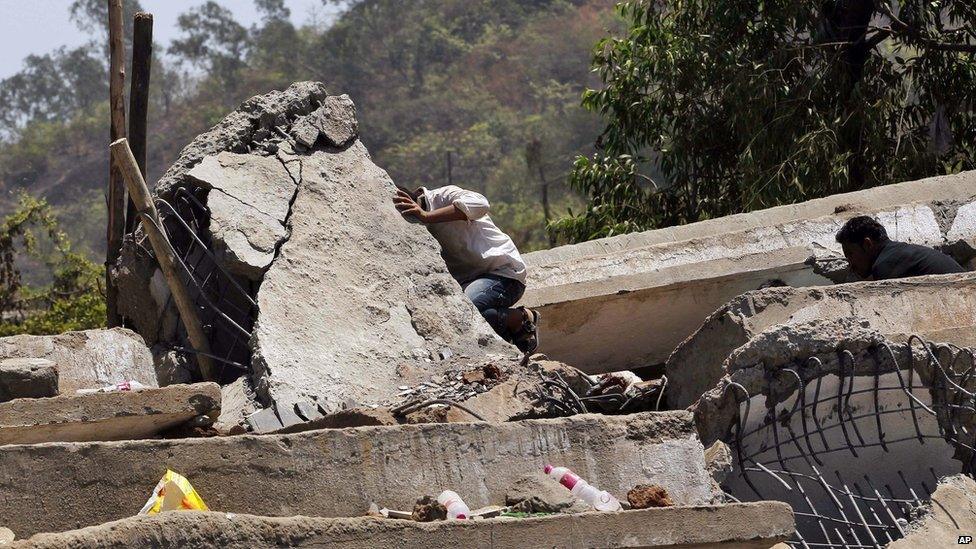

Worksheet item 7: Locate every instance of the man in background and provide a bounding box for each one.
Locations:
[836,215,965,280]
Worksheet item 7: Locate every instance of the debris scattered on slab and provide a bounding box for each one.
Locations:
[411,495,447,522]
[627,485,674,509]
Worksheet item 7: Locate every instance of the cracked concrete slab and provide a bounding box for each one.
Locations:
[11,503,794,549]
[114,82,514,412]
[187,152,298,280]
[0,412,714,537]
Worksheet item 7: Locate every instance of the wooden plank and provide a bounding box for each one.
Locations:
[125,11,153,233]
[110,138,216,381]
[106,0,127,327]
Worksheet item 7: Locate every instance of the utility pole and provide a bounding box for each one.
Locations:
[106,0,126,327]
[126,12,153,233]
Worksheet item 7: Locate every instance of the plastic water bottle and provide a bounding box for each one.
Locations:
[544,464,622,511]
[436,490,471,519]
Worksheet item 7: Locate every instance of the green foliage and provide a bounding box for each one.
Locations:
[556,0,976,242]
[0,195,104,337]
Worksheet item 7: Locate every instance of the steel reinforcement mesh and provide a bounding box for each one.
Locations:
[723,337,976,548]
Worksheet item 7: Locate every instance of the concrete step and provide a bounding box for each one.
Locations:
[11,504,795,548]
[0,383,220,446]
[0,411,715,538]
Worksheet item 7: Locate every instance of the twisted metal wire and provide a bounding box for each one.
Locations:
[149,187,259,381]
[724,338,976,548]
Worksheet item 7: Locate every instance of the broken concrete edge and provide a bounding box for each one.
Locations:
[523,170,976,285]
[521,246,817,308]
[154,82,331,198]
[11,503,795,549]
[0,383,221,446]
[889,474,976,548]
[689,326,955,447]
[0,412,716,537]
[666,272,976,410]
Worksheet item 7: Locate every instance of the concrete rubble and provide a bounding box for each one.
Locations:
[20,82,976,547]
[114,82,514,418]
[11,504,794,549]
[520,171,976,374]
[666,273,976,410]
[889,474,976,548]
[0,382,219,445]
[0,412,716,538]
[0,358,57,401]
[0,328,156,394]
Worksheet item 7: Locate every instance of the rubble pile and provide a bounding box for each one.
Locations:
[7,82,976,546]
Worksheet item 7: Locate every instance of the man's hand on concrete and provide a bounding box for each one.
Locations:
[394,189,426,222]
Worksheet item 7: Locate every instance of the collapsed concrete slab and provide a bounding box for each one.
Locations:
[12,504,795,549]
[114,82,513,413]
[0,328,156,393]
[0,383,220,445]
[520,171,976,374]
[0,412,714,537]
[666,273,976,410]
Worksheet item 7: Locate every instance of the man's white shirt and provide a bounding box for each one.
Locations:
[420,185,527,284]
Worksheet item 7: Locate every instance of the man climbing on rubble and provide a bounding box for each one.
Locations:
[393,185,540,354]
[836,215,966,280]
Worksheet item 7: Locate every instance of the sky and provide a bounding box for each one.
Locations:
[0,0,340,79]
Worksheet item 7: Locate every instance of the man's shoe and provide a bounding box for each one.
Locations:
[513,308,540,355]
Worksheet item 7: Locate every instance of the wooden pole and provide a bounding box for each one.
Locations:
[110,138,216,381]
[106,0,127,327]
[125,11,153,233]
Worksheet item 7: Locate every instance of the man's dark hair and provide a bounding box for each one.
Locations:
[836,215,889,245]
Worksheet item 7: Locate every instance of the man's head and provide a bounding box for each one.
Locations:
[836,216,889,278]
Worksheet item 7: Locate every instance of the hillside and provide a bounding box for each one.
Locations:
[0,0,620,257]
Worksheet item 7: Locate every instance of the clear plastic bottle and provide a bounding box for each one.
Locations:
[436,490,471,519]
[544,464,622,512]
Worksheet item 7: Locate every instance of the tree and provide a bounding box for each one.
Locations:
[169,2,250,89]
[554,0,976,242]
[0,195,104,336]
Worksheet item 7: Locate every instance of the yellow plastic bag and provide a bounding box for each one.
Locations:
[138,469,209,515]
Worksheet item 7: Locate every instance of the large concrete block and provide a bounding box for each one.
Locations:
[0,412,713,537]
[666,273,976,409]
[521,172,976,374]
[0,328,156,393]
[249,139,510,411]
[0,383,219,445]
[12,503,795,549]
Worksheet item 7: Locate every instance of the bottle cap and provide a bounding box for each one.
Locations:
[543,464,553,474]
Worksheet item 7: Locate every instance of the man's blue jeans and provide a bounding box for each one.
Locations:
[462,275,526,341]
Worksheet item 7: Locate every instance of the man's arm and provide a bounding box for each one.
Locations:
[393,189,468,223]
